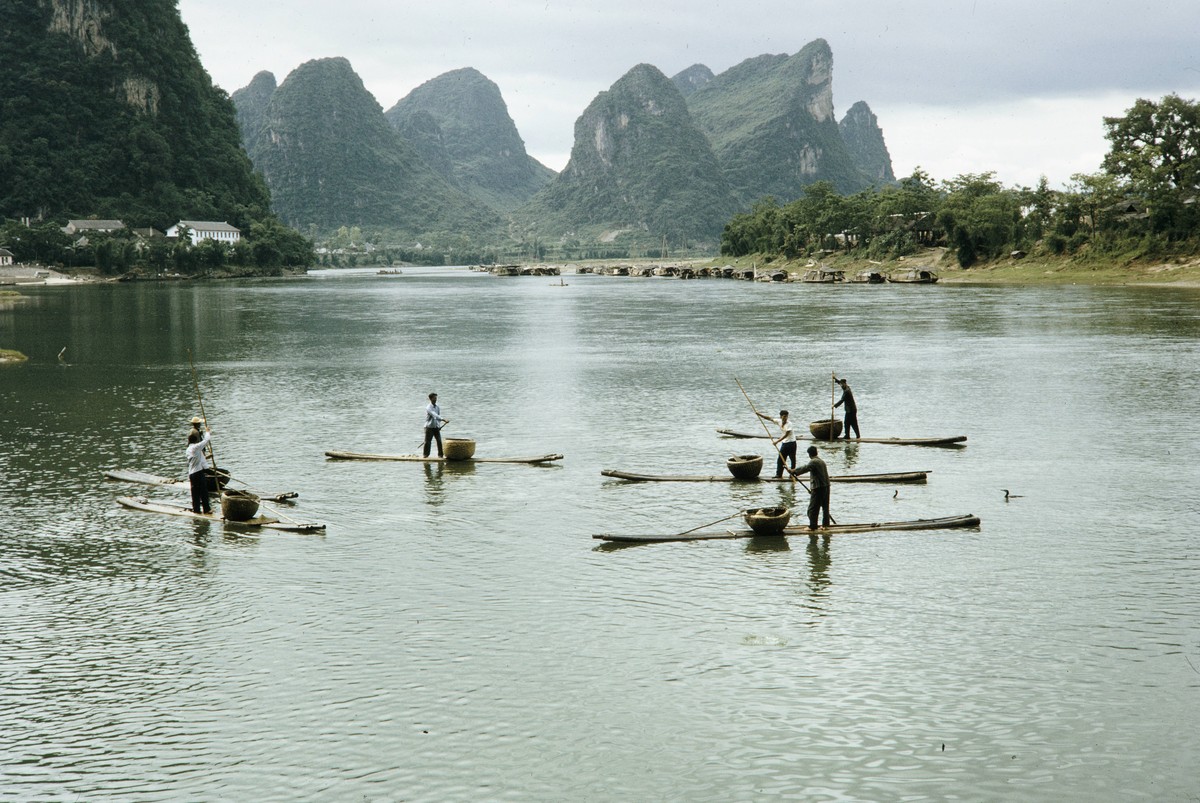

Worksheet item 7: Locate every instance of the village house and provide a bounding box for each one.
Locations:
[0,247,14,266]
[166,220,241,246]
[63,219,125,236]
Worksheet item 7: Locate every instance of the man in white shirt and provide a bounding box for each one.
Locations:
[423,392,449,458]
[757,409,797,478]
[186,427,213,513]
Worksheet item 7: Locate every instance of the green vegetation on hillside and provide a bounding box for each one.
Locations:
[0,0,271,229]
[385,68,555,212]
[0,217,313,275]
[687,40,873,203]
[517,64,736,249]
[248,58,502,244]
[721,94,1200,275]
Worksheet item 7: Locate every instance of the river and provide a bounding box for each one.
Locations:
[1,268,1198,801]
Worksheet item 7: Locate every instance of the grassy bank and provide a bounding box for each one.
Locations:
[711,248,1200,287]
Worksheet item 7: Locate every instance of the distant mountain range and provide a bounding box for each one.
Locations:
[0,2,893,253]
[236,57,501,238]
[230,38,893,250]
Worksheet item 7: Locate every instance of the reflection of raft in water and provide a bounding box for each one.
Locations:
[117,496,325,532]
[594,514,981,544]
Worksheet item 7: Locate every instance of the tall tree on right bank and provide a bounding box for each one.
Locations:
[1102,94,1200,240]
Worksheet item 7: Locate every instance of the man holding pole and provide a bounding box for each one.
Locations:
[833,375,860,439]
[423,392,449,458]
[186,426,214,514]
[756,409,797,478]
[794,445,832,530]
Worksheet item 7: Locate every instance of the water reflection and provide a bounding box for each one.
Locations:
[805,535,833,598]
[743,535,790,553]
[422,462,444,506]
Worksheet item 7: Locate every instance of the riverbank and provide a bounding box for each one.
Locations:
[710,247,1200,287]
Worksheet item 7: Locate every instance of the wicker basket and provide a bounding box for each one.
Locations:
[744,506,791,536]
[220,489,260,522]
[809,418,843,440]
[204,467,231,492]
[726,454,764,480]
[443,437,477,461]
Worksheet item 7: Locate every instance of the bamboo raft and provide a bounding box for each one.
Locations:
[594,514,980,544]
[716,428,967,447]
[324,450,564,464]
[103,468,299,502]
[117,496,325,532]
[600,468,929,484]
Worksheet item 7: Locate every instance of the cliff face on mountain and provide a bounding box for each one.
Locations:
[685,39,875,204]
[517,64,736,247]
[231,70,278,151]
[0,0,270,225]
[384,68,554,212]
[246,57,500,238]
[840,100,896,185]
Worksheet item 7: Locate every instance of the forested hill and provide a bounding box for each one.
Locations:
[384,68,555,212]
[840,101,895,185]
[246,57,502,238]
[516,64,736,247]
[0,0,270,227]
[686,39,877,203]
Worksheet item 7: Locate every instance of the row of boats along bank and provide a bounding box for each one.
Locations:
[105,414,979,543]
[475,262,938,283]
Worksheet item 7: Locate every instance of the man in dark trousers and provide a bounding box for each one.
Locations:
[423,392,449,458]
[833,376,860,439]
[185,426,214,514]
[794,445,831,530]
[757,409,797,478]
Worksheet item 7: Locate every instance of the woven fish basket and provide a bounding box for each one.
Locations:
[744,506,791,536]
[443,438,477,461]
[220,489,260,522]
[809,419,843,440]
[726,454,764,480]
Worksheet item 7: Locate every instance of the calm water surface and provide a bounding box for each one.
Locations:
[1,269,1198,801]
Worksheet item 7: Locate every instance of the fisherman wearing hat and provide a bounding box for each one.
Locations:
[186,424,214,514]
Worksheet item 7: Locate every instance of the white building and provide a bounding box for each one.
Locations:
[166,220,242,246]
[0,247,14,266]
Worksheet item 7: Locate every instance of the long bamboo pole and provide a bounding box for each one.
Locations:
[186,348,217,472]
[830,372,836,439]
[735,377,803,489]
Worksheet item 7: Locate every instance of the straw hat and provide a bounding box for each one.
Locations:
[190,416,203,425]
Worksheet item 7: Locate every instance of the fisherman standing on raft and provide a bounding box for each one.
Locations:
[833,376,860,439]
[793,445,832,530]
[186,426,214,514]
[423,392,449,458]
[757,409,797,478]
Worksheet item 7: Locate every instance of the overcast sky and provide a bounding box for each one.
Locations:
[178,0,1200,190]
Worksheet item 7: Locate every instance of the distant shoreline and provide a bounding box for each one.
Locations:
[704,247,1200,288]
